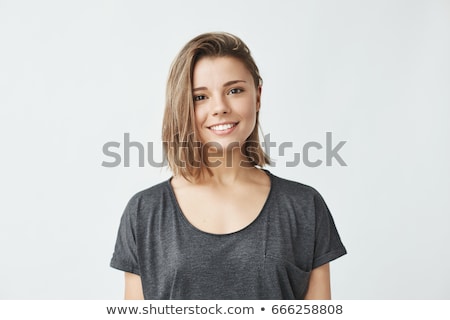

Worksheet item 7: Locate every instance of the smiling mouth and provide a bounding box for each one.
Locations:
[208,122,238,131]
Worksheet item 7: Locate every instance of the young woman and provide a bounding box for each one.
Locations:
[110,32,346,299]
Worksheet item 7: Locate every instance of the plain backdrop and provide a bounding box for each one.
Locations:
[1,0,449,299]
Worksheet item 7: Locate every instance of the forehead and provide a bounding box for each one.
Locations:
[192,56,251,86]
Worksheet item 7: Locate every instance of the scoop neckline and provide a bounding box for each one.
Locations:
[166,169,275,238]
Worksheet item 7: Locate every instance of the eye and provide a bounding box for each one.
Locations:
[194,95,207,102]
[228,88,244,95]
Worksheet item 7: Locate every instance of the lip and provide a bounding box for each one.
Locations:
[207,121,239,135]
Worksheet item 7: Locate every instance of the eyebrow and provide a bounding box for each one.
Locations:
[192,80,247,92]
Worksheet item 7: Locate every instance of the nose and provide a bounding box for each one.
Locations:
[211,95,230,116]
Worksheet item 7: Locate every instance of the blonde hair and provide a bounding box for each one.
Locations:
[162,32,270,181]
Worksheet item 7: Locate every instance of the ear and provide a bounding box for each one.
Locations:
[256,85,262,111]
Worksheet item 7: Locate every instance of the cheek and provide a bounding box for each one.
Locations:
[194,108,207,127]
[240,97,258,120]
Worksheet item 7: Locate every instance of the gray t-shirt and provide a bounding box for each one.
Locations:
[110,170,346,299]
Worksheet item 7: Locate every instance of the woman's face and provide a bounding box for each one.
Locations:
[192,56,261,153]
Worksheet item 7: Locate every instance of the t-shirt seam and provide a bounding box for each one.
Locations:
[110,258,141,275]
[312,246,347,269]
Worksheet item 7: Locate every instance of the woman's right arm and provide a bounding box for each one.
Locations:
[124,272,144,300]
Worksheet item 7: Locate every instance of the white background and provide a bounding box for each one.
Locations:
[0,0,449,299]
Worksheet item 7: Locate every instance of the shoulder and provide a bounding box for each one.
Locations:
[123,179,172,216]
[129,179,169,201]
[269,171,322,200]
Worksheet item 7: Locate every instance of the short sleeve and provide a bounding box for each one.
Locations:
[110,197,140,275]
[311,191,347,269]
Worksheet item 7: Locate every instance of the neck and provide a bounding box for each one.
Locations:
[198,147,257,186]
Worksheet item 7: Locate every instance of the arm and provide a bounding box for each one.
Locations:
[304,263,331,300]
[124,272,144,300]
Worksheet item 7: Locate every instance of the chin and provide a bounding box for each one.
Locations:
[202,139,244,153]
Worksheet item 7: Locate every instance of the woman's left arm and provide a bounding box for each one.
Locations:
[304,263,331,300]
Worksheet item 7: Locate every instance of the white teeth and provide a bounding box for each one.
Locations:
[210,123,236,131]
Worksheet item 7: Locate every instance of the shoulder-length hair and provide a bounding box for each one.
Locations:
[162,32,270,181]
